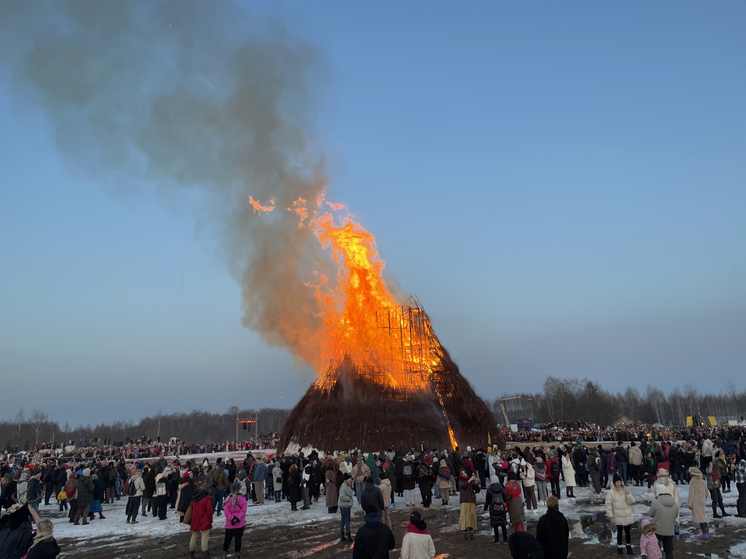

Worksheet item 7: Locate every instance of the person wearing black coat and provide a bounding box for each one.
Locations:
[536,497,569,559]
[53,467,67,502]
[42,465,56,506]
[509,530,544,559]
[352,504,395,559]
[484,481,509,543]
[360,479,384,513]
[287,465,301,511]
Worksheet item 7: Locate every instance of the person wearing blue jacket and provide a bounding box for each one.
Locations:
[252,458,267,505]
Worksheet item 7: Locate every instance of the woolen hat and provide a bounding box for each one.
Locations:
[657,468,669,477]
[82,468,90,477]
[613,473,622,484]
[688,467,703,477]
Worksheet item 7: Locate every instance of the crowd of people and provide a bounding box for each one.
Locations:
[0,425,745,559]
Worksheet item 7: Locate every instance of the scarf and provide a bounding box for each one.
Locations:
[405,521,430,536]
[27,523,54,552]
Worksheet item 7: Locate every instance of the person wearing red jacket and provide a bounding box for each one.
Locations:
[189,490,213,557]
[546,455,561,500]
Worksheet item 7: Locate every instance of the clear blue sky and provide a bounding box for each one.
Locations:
[1,1,744,427]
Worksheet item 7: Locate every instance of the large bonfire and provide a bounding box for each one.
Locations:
[250,194,499,452]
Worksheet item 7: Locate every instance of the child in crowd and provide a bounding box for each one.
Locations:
[639,519,662,559]
[57,488,67,512]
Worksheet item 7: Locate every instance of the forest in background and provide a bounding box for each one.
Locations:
[492,376,746,427]
[2,377,744,450]
[0,407,289,451]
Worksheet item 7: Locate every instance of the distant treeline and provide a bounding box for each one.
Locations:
[0,407,291,451]
[490,376,746,427]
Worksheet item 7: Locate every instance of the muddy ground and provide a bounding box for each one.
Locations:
[55,497,746,559]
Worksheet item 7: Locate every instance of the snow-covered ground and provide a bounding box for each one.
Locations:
[38,462,745,556]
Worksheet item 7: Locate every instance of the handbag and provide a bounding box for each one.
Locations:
[183,504,193,525]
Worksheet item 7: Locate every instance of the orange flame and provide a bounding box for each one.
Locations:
[253,190,441,393]
[248,196,275,214]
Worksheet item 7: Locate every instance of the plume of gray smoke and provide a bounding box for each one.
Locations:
[0,0,330,371]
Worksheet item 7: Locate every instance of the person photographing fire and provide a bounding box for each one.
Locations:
[457,470,480,540]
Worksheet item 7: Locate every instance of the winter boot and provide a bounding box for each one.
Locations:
[203,550,211,558]
[617,546,624,556]
[99,513,105,519]
[463,531,469,540]
[698,533,709,540]
[345,532,351,542]
[189,552,195,558]
[469,529,474,540]
[626,544,634,554]
[340,532,346,542]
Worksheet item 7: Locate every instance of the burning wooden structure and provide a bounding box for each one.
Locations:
[279,296,501,452]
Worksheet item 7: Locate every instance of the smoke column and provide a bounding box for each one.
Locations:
[0,0,331,371]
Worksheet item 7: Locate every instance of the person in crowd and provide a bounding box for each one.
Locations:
[352,457,371,505]
[457,469,479,540]
[352,503,395,559]
[125,468,145,524]
[587,446,603,496]
[339,473,354,542]
[402,456,416,507]
[252,458,266,506]
[686,467,709,540]
[188,487,213,558]
[26,472,43,512]
[508,530,544,559]
[474,448,488,489]
[639,520,662,559]
[484,478,509,543]
[223,481,247,559]
[642,451,656,488]
[211,460,228,516]
[42,462,55,507]
[506,471,526,533]
[361,476,384,513]
[647,488,678,559]
[729,454,746,517]
[616,442,629,485]
[400,510,435,559]
[287,463,301,512]
[629,442,643,487]
[325,458,339,514]
[653,469,681,539]
[533,457,548,506]
[56,485,67,512]
[0,503,42,559]
[706,459,730,518]
[89,473,105,520]
[534,495,566,558]
[417,459,434,508]
[560,452,576,498]
[142,465,156,518]
[300,463,313,510]
[546,454,561,499]
[25,517,60,559]
[153,467,169,520]
[176,471,195,523]
[379,472,393,528]
[272,462,283,503]
[521,459,537,512]
[436,459,451,506]
[72,468,93,526]
[605,473,636,556]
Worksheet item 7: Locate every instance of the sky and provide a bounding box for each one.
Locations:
[0,1,744,428]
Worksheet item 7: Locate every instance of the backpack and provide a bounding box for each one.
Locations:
[595,456,602,469]
[403,463,413,479]
[490,493,506,514]
[550,460,560,477]
[127,477,137,496]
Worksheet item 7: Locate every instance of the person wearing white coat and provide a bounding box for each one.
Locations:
[521,462,537,511]
[401,510,436,559]
[561,454,576,498]
[605,474,636,555]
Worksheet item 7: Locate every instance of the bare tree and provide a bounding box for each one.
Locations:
[29,410,48,446]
